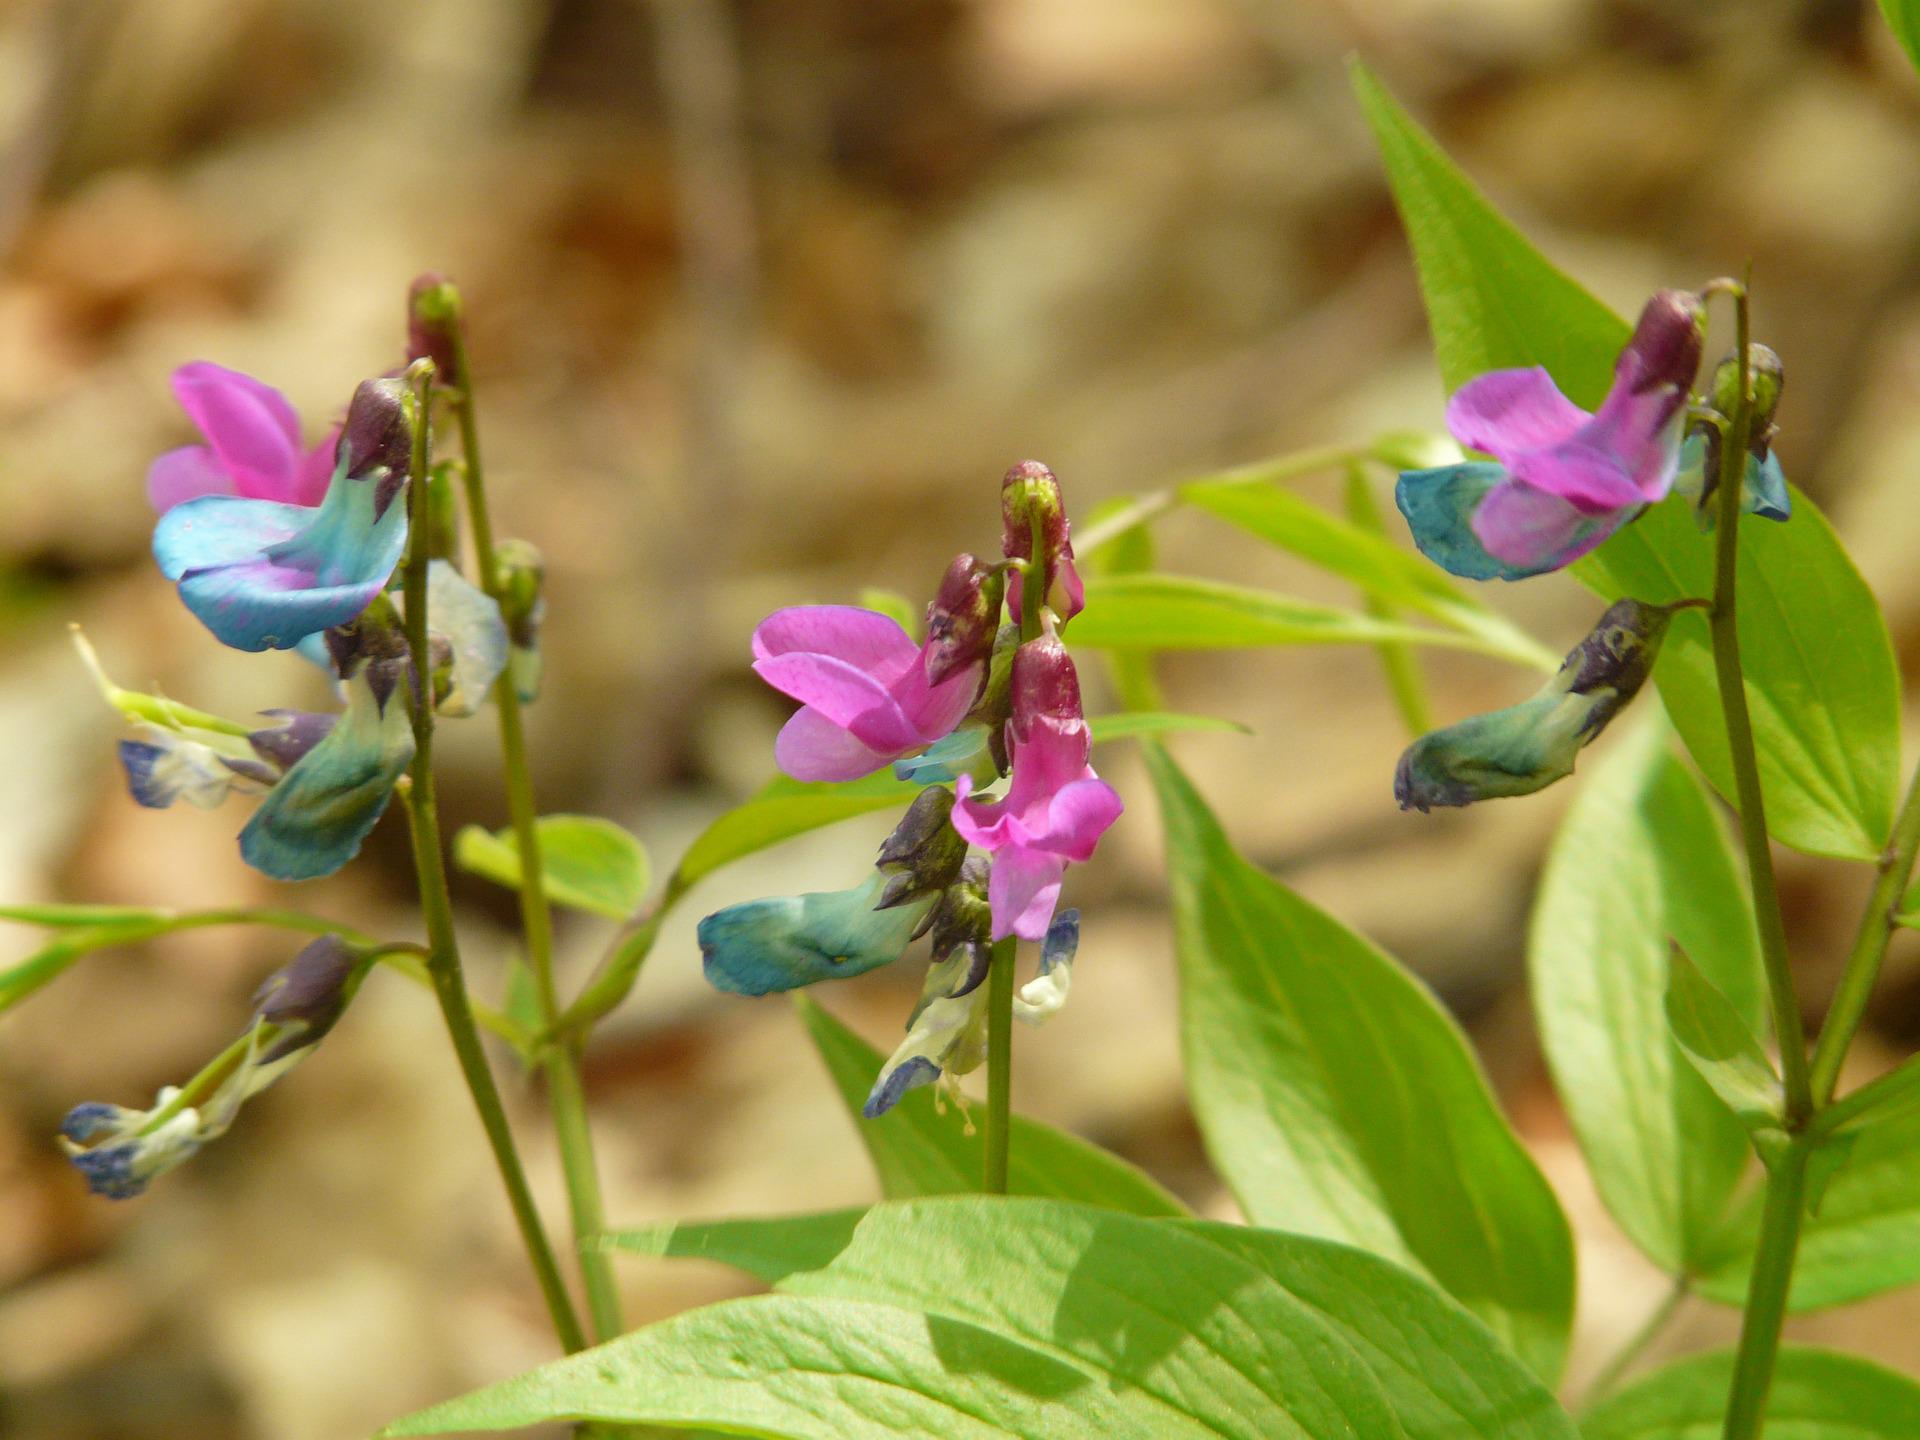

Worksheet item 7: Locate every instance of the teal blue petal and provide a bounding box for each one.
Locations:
[699,874,934,996]
[893,725,994,785]
[153,456,408,652]
[1673,434,1792,528]
[238,671,415,881]
[1396,462,1544,581]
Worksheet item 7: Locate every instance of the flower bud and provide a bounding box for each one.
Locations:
[337,378,414,522]
[875,787,968,910]
[1708,344,1786,456]
[1620,289,1705,394]
[408,273,465,388]
[492,539,546,645]
[253,935,362,1062]
[924,554,1004,686]
[1395,598,1679,811]
[1001,460,1085,622]
[1009,633,1084,736]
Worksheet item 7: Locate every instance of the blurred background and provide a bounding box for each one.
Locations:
[3,0,1920,1434]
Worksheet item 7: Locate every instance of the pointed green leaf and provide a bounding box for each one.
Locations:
[1072,574,1512,657]
[1146,743,1574,1381]
[1584,1346,1920,1438]
[675,772,920,889]
[1665,948,1783,1135]
[797,996,1188,1217]
[1354,58,1901,860]
[455,815,651,920]
[1530,722,1765,1272]
[1879,1,1920,77]
[1087,711,1249,742]
[599,1208,865,1280]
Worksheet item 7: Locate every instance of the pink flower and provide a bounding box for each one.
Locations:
[952,634,1122,941]
[147,362,339,512]
[753,606,983,782]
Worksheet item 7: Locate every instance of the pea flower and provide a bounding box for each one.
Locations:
[952,633,1122,941]
[153,378,412,652]
[1395,598,1680,810]
[752,603,983,783]
[1397,290,1705,580]
[147,362,339,512]
[60,936,362,1199]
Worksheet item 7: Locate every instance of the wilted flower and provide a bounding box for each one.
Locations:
[147,362,339,512]
[1395,598,1680,810]
[60,937,363,1199]
[698,873,937,996]
[1397,291,1705,580]
[752,605,983,782]
[152,378,412,651]
[952,634,1122,941]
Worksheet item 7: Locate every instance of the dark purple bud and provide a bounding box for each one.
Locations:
[877,787,967,910]
[1621,290,1705,395]
[249,710,337,772]
[920,858,993,991]
[253,935,361,1062]
[924,554,1003,687]
[407,273,464,388]
[1009,634,1084,734]
[338,377,413,498]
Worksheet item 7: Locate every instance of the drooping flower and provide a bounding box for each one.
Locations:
[60,936,363,1199]
[1002,461,1085,623]
[698,873,937,996]
[1397,291,1706,580]
[237,657,417,882]
[952,634,1122,941]
[152,378,412,652]
[1395,598,1679,810]
[147,362,339,512]
[752,604,983,782]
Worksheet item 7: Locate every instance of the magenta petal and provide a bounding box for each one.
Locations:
[1445,367,1591,465]
[988,846,1066,942]
[1472,480,1626,570]
[899,652,981,741]
[1041,777,1124,862]
[753,653,922,751]
[147,446,235,511]
[773,706,894,781]
[752,606,918,680]
[292,432,341,507]
[1509,439,1650,511]
[172,362,304,500]
[1057,551,1086,621]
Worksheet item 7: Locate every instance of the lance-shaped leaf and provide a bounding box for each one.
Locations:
[675,771,920,889]
[1584,1346,1920,1439]
[1665,947,1784,1137]
[1354,58,1901,861]
[1147,743,1574,1382]
[454,814,650,920]
[797,997,1187,1217]
[1880,0,1920,77]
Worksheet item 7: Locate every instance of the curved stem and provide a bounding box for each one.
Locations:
[1809,762,1920,1105]
[399,366,587,1355]
[983,935,1016,1194]
[442,321,625,1343]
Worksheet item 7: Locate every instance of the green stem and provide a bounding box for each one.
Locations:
[1706,283,1808,1439]
[443,319,625,1342]
[1808,761,1920,1105]
[983,935,1016,1194]
[1723,1141,1811,1440]
[1072,444,1367,556]
[552,874,691,1039]
[399,365,587,1355]
[1342,462,1432,736]
[1579,1277,1689,1411]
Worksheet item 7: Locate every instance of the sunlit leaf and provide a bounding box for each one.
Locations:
[455,814,651,920]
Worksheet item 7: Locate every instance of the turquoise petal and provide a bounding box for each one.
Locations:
[153,454,408,652]
[893,725,994,785]
[1672,434,1792,528]
[238,670,416,881]
[699,874,934,996]
[1396,462,1545,581]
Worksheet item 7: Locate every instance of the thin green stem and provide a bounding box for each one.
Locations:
[1723,1141,1811,1440]
[137,1027,263,1133]
[1809,761,1920,1105]
[1579,1277,1689,1411]
[553,873,692,1039]
[399,364,587,1355]
[983,935,1016,1194]
[1342,462,1432,736]
[1071,444,1369,556]
[441,314,625,1342]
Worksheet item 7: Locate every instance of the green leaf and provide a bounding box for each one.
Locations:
[600,1205,1574,1439]
[454,815,651,920]
[1529,722,1765,1273]
[675,772,920,890]
[1072,574,1509,657]
[1354,58,1902,860]
[1,923,151,1012]
[1086,711,1250,742]
[1181,480,1554,669]
[1665,948,1783,1136]
[1584,1346,1920,1438]
[1146,744,1574,1382]
[1698,1094,1920,1310]
[387,1199,1426,1438]
[798,997,1188,1217]
[857,587,920,638]
[1879,0,1920,77]
[0,902,170,928]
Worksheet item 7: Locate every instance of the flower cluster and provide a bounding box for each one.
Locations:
[700,461,1120,1115]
